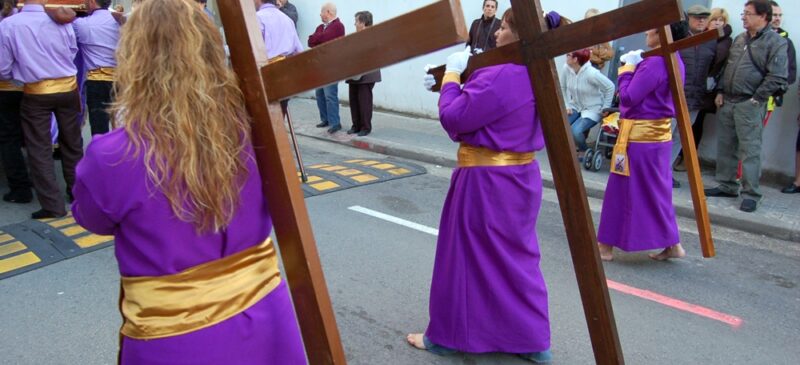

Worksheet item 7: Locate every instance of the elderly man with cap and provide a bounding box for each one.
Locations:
[669,4,718,187]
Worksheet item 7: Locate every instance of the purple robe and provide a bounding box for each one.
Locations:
[71,129,306,365]
[597,55,684,251]
[425,64,550,353]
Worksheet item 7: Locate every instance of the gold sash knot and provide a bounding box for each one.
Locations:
[119,238,281,339]
[611,118,672,176]
[23,76,77,95]
[457,143,535,168]
[86,67,115,82]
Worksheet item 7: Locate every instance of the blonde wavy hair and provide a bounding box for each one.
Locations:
[112,0,252,233]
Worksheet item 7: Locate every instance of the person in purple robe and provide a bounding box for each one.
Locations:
[596,27,687,261]
[409,8,553,364]
[70,0,305,363]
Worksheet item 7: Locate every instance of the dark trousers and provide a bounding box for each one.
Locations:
[20,89,83,214]
[0,90,32,193]
[348,83,375,132]
[85,80,113,135]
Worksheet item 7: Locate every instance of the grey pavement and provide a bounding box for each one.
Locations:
[2,137,798,364]
[287,97,800,243]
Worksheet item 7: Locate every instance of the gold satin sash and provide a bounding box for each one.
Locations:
[441,71,461,88]
[457,143,535,168]
[611,118,672,176]
[23,76,77,95]
[268,55,286,64]
[86,67,115,82]
[119,238,281,340]
[0,80,22,91]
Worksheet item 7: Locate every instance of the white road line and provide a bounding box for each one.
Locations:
[348,206,439,236]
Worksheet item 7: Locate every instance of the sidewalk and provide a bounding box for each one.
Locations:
[287,97,800,243]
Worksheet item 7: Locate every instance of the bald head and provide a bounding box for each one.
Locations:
[320,2,337,22]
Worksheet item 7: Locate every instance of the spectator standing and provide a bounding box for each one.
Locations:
[346,11,380,137]
[73,0,121,136]
[277,0,298,28]
[584,8,615,70]
[466,0,500,55]
[669,5,717,184]
[683,7,734,173]
[559,48,615,160]
[775,2,800,194]
[783,87,800,193]
[706,0,788,213]
[0,0,33,204]
[768,1,796,111]
[0,0,84,219]
[308,2,344,134]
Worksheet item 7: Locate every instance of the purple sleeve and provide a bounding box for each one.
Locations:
[71,145,117,235]
[0,26,12,79]
[438,69,503,136]
[618,58,664,109]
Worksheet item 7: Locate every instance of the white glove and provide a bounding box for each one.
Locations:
[620,50,644,67]
[423,74,436,91]
[445,46,472,74]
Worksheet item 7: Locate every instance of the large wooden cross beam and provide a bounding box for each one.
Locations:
[428,0,685,91]
[217,1,468,364]
[652,25,717,257]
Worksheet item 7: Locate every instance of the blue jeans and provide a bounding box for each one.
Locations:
[567,112,597,151]
[315,83,340,128]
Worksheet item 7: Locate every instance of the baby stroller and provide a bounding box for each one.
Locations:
[582,108,618,171]
[582,91,620,172]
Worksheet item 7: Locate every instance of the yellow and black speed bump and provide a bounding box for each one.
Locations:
[300,158,426,197]
[0,214,112,280]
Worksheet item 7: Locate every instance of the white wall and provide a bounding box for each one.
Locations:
[119,0,797,178]
[290,0,619,117]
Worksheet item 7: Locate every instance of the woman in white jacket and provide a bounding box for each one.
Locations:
[560,48,615,160]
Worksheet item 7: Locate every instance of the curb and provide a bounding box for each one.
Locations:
[297,130,800,244]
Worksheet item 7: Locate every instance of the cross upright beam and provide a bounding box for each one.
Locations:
[217,1,346,363]
[655,25,716,257]
[218,1,470,363]
[508,1,637,362]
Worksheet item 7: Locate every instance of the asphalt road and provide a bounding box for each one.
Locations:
[1,136,798,364]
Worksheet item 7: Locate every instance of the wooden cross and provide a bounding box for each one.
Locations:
[428,7,721,260]
[426,0,714,362]
[217,1,468,364]
[648,25,719,258]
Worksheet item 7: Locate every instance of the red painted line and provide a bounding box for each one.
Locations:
[607,279,743,328]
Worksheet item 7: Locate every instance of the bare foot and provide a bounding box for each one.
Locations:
[649,244,686,261]
[598,243,613,261]
[407,333,426,350]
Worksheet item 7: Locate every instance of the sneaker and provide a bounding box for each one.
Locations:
[315,122,329,128]
[781,183,800,194]
[346,128,359,135]
[357,130,370,137]
[740,199,758,213]
[327,125,341,134]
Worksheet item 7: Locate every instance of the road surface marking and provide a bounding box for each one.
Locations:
[350,205,744,328]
